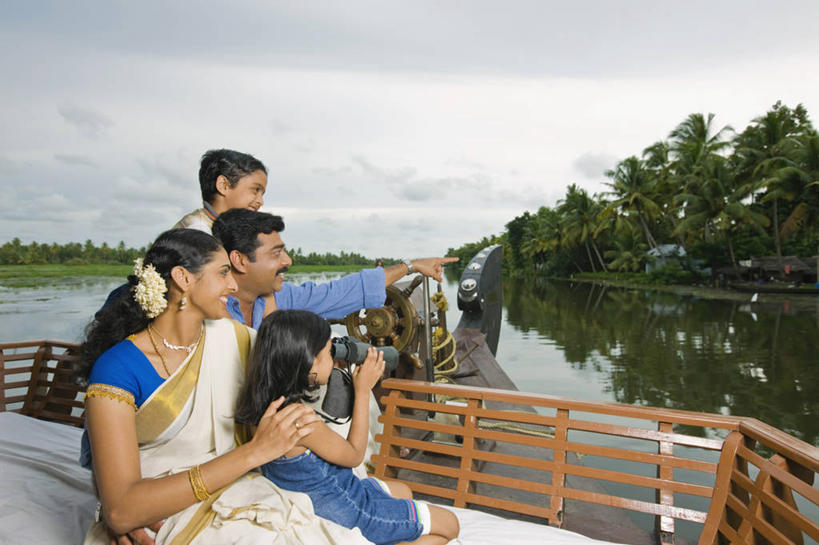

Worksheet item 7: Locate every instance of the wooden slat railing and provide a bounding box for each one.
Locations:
[374,378,819,545]
[0,340,85,427]
[2,341,817,545]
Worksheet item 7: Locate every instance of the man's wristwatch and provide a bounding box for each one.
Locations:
[402,259,414,275]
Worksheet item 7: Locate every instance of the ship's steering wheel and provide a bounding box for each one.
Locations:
[340,278,422,353]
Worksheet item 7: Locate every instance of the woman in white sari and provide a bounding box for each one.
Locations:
[81,229,371,545]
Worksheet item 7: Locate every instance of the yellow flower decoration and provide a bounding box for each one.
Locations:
[133,258,168,318]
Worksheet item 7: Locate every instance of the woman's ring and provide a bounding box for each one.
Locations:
[295,422,301,430]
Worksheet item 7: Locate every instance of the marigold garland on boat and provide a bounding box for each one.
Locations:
[133,258,168,318]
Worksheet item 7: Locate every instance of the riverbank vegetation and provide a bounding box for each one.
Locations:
[0,238,394,269]
[448,102,819,283]
[0,263,369,280]
[0,264,374,288]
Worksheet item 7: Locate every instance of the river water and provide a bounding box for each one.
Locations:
[1,272,817,446]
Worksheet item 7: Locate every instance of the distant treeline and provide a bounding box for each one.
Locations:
[448,101,819,281]
[0,237,394,267]
[0,238,145,265]
[289,248,397,267]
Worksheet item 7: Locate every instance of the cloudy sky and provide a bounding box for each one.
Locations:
[2,1,819,258]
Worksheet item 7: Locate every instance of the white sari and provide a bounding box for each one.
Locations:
[85,318,370,545]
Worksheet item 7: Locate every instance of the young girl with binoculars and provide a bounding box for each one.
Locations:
[235,309,460,545]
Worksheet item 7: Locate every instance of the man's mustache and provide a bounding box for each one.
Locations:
[275,266,289,276]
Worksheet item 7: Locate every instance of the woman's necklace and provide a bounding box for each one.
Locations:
[154,324,203,354]
[146,325,172,377]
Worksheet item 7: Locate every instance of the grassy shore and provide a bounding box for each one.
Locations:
[0,264,133,279]
[564,273,819,311]
[0,263,368,286]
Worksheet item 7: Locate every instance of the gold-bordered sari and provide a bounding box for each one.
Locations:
[84,318,369,545]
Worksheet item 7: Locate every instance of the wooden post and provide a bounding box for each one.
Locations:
[0,346,6,412]
[454,399,479,509]
[22,345,47,417]
[550,408,569,527]
[656,422,675,545]
[756,454,814,545]
[374,390,402,480]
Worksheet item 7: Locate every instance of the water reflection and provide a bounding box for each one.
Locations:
[2,273,817,446]
[504,279,819,446]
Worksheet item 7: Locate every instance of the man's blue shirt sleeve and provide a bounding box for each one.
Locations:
[274,267,386,319]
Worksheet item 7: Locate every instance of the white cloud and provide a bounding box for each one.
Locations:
[0,3,818,258]
[0,156,18,174]
[0,191,99,225]
[54,154,97,168]
[573,152,617,180]
[57,104,113,139]
[269,206,522,257]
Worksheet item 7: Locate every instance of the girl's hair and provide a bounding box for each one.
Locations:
[79,229,223,380]
[234,310,331,425]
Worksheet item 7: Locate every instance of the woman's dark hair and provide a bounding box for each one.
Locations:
[212,209,285,261]
[234,310,331,425]
[199,149,267,204]
[79,229,223,380]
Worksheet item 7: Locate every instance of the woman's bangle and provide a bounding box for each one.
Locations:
[188,465,211,501]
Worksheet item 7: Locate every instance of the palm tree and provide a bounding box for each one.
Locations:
[666,113,734,249]
[766,133,819,241]
[601,156,664,252]
[672,156,769,267]
[604,229,649,272]
[558,184,608,272]
[733,102,813,260]
[668,113,733,176]
[520,206,562,264]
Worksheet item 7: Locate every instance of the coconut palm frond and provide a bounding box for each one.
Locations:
[779,202,811,240]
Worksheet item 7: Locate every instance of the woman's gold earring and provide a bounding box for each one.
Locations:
[179,296,188,310]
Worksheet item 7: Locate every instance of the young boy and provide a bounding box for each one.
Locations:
[173,149,268,233]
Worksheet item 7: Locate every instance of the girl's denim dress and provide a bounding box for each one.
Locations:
[261,449,424,545]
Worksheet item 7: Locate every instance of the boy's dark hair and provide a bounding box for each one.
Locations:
[199,149,267,204]
[212,209,284,261]
[234,310,331,425]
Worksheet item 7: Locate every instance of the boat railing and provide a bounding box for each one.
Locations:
[0,339,85,427]
[2,340,817,545]
[373,378,819,545]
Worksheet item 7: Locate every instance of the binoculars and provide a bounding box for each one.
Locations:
[322,337,400,422]
[330,336,399,372]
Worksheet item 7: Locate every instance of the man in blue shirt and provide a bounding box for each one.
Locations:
[211,209,457,328]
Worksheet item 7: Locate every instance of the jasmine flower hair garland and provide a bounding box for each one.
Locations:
[133,258,168,318]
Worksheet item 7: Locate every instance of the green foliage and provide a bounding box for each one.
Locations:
[0,264,131,280]
[687,240,731,268]
[0,238,146,265]
[446,234,504,276]
[731,230,774,260]
[286,247,390,267]
[645,262,706,286]
[448,101,819,284]
[0,238,393,268]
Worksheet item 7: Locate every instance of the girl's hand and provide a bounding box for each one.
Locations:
[249,397,320,465]
[352,347,385,393]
